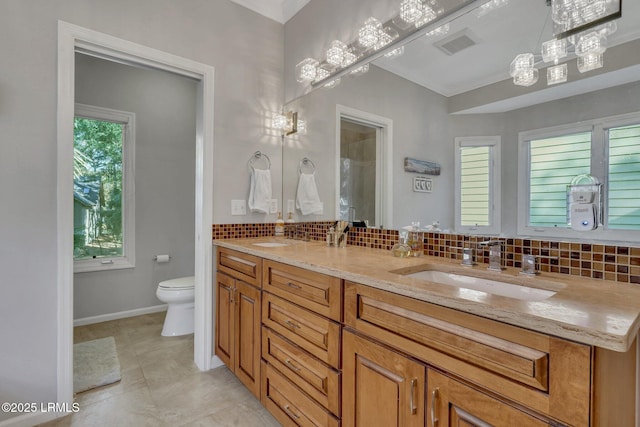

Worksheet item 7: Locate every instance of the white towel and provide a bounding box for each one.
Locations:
[296,172,323,215]
[248,169,272,214]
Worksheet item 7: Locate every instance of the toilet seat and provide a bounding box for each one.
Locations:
[158,276,194,290]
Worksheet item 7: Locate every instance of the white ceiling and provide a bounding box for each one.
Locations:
[229,0,309,24]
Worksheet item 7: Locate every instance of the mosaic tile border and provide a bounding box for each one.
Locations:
[213,223,640,285]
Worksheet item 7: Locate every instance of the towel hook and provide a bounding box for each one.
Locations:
[249,151,271,171]
[298,157,316,174]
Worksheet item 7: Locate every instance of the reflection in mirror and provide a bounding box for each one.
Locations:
[339,119,377,226]
[283,0,640,241]
[337,105,393,228]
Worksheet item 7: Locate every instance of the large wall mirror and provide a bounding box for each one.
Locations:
[282,0,640,241]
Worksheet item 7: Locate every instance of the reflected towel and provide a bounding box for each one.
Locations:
[296,172,323,215]
[248,169,272,214]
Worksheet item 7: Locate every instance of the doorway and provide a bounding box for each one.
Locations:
[57,21,217,407]
[335,105,394,229]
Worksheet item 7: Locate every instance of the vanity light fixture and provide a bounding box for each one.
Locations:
[295,0,480,90]
[272,111,302,136]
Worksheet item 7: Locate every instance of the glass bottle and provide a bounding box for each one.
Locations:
[408,221,423,257]
[392,230,412,258]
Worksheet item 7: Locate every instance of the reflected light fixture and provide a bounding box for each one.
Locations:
[272,111,301,136]
[295,0,472,90]
[547,63,568,85]
[509,0,619,87]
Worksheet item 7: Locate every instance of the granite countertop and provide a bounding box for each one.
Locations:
[214,237,640,352]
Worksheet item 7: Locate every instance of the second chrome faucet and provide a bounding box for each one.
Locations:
[479,240,504,271]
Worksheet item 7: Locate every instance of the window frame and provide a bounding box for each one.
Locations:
[517,112,640,243]
[74,103,136,273]
[454,136,501,235]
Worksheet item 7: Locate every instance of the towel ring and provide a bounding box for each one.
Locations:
[249,151,271,171]
[298,157,316,174]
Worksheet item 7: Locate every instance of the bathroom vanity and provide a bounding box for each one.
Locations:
[214,238,640,427]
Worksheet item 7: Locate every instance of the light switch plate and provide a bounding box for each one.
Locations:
[231,199,246,215]
[270,199,278,214]
[287,199,295,213]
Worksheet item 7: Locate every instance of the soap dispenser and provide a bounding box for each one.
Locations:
[275,212,284,236]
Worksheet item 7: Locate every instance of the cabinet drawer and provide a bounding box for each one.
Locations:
[217,247,262,287]
[263,260,342,321]
[263,327,341,416]
[428,369,553,427]
[262,361,340,427]
[344,282,591,426]
[263,293,341,369]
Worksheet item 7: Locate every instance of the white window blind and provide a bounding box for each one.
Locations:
[455,136,500,234]
[460,146,490,226]
[529,132,591,227]
[608,124,640,230]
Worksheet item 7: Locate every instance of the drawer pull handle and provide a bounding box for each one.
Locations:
[285,359,302,372]
[286,282,301,289]
[410,378,417,415]
[284,320,300,329]
[283,404,301,420]
[431,387,439,427]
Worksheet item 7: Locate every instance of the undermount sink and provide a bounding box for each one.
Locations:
[252,242,290,248]
[402,269,557,301]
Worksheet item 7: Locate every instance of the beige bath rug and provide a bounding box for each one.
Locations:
[73,336,121,393]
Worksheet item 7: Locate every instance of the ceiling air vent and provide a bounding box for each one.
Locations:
[434,29,478,56]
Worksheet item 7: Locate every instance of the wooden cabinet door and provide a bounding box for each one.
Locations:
[343,330,425,427]
[215,272,235,368]
[234,279,261,398]
[427,369,552,427]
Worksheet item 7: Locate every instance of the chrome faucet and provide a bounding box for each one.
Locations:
[480,240,504,271]
[461,247,475,266]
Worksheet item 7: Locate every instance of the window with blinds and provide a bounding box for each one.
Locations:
[455,136,500,234]
[528,132,591,227]
[460,146,490,226]
[608,124,640,230]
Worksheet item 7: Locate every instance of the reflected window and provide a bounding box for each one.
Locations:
[455,136,501,234]
[518,113,640,240]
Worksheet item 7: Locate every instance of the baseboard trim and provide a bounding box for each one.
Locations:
[74,304,168,326]
[210,355,224,370]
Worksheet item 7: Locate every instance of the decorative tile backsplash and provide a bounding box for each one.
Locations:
[213,222,640,285]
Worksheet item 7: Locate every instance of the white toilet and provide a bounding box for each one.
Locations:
[156,276,195,337]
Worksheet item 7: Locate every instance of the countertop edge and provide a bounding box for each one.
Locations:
[213,239,640,352]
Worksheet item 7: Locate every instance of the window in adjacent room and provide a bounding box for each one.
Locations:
[73,104,135,272]
[455,136,501,234]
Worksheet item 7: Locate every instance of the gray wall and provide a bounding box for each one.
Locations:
[74,54,196,320]
[0,0,282,421]
[283,65,453,229]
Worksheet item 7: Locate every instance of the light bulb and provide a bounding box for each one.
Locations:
[358,17,382,48]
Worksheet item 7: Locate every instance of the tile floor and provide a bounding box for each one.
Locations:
[39,312,280,427]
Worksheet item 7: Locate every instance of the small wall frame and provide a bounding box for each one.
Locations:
[413,176,432,193]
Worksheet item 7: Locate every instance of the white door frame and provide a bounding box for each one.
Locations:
[335,105,393,228]
[57,21,219,408]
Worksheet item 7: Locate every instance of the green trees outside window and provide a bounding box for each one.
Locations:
[73,117,124,259]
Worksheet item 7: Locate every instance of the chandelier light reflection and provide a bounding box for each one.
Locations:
[272,111,306,136]
[510,0,619,87]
